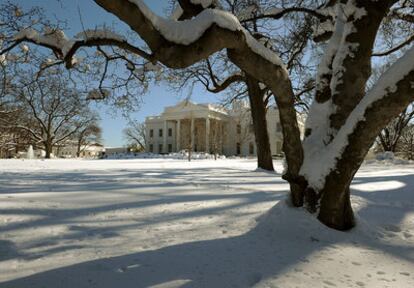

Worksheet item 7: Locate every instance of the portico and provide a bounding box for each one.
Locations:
[145,100,289,156]
[146,100,228,154]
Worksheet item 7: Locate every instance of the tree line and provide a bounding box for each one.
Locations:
[0,67,101,159]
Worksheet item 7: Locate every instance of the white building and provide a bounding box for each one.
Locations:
[145,100,300,157]
[56,143,105,158]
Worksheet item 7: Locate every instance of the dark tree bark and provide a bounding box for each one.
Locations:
[44,139,53,159]
[245,75,274,171]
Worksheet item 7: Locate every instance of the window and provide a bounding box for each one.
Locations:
[276,123,282,132]
[237,124,241,134]
[249,142,254,155]
[168,128,172,137]
[159,129,163,137]
[168,144,172,153]
[236,143,241,155]
[150,129,154,138]
[158,144,163,153]
[149,144,153,153]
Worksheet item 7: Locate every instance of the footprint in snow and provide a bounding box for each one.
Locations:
[403,231,412,238]
[323,280,336,286]
[351,261,362,266]
[384,224,402,233]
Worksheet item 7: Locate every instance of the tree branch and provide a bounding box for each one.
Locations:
[372,34,414,57]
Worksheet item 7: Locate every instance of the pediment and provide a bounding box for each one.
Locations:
[162,100,208,115]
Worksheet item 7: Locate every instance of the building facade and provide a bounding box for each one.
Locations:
[55,143,105,158]
[145,100,298,157]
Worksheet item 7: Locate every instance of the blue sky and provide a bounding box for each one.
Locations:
[15,0,224,147]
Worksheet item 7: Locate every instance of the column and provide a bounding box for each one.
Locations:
[205,117,210,153]
[176,120,181,152]
[163,120,168,153]
[190,118,195,152]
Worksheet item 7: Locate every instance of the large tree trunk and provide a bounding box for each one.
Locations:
[44,140,53,159]
[246,75,274,171]
[318,186,355,230]
[76,140,82,157]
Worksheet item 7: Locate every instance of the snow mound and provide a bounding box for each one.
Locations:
[255,199,347,243]
[104,151,226,160]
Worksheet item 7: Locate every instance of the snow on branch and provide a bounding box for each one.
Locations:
[1,27,152,69]
[127,0,285,68]
[12,27,72,58]
[301,44,414,190]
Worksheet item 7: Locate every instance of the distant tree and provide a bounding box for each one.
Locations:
[123,120,146,151]
[5,69,99,158]
[74,115,102,157]
[376,104,414,153]
[400,124,414,160]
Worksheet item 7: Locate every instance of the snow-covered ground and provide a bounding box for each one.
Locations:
[0,158,413,288]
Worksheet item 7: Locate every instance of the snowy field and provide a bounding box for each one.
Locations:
[0,158,413,288]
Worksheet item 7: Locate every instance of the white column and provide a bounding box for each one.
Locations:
[190,118,195,152]
[205,117,210,153]
[163,120,168,153]
[176,120,181,152]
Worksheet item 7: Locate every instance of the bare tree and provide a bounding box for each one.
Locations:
[123,120,146,151]
[400,124,414,160]
[3,0,414,230]
[4,69,99,158]
[74,115,102,157]
[376,104,414,152]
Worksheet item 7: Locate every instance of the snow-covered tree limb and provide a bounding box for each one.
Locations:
[94,0,304,193]
[0,28,154,69]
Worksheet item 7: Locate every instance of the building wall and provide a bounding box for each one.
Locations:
[146,120,176,153]
[145,102,290,157]
[56,145,104,158]
[266,107,284,156]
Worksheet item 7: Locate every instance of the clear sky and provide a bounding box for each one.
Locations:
[15,0,225,147]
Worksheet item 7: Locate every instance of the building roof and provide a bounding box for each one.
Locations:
[146,100,230,122]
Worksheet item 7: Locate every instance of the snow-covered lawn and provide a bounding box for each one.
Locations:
[0,159,413,288]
